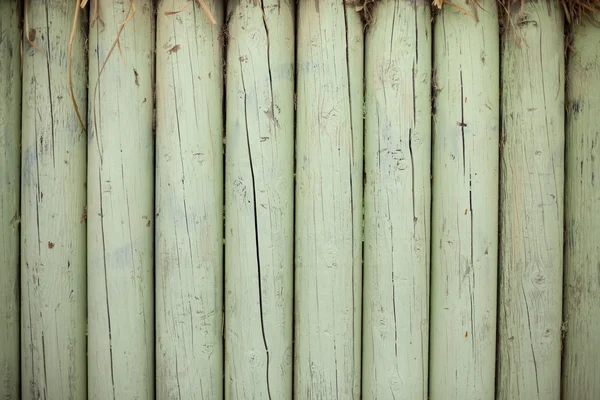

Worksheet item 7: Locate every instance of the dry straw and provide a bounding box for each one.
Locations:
[22,0,600,126]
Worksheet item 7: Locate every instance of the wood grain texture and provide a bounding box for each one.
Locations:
[562,20,600,400]
[155,1,224,399]
[361,1,431,398]
[497,2,564,399]
[224,1,295,399]
[0,2,21,398]
[294,2,364,398]
[20,1,88,399]
[429,1,500,398]
[87,1,154,399]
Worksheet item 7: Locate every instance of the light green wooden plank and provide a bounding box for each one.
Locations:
[295,1,363,398]
[429,1,500,398]
[20,1,87,399]
[362,1,431,398]
[154,1,224,398]
[224,1,295,399]
[0,2,21,398]
[497,2,564,399]
[87,1,154,399]
[562,19,600,400]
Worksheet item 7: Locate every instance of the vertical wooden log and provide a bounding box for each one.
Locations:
[225,1,295,399]
[155,1,224,398]
[497,2,564,399]
[295,2,364,398]
[20,1,88,399]
[87,1,154,399]
[0,2,21,398]
[429,1,500,398]
[362,1,431,398]
[562,20,600,400]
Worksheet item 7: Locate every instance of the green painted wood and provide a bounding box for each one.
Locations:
[497,2,564,399]
[224,1,295,399]
[20,1,88,399]
[429,1,500,398]
[362,1,431,398]
[0,2,21,398]
[87,1,154,399]
[155,1,224,398]
[562,19,600,400]
[295,2,364,398]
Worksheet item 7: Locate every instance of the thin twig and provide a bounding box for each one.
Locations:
[91,0,136,161]
[69,0,85,130]
[24,0,45,55]
[195,0,216,24]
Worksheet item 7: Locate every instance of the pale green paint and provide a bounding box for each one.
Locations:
[362,1,431,398]
[20,1,87,399]
[224,1,295,399]
[155,1,224,398]
[562,20,600,400]
[0,2,21,399]
[154,1,224,398]
[497,2,564,399]
[429,1,499,398]
[87,1,154,399]
[295,2,363,398]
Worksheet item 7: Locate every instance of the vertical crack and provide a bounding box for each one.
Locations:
[409,128,416,226]
[259,0,276,124]
[28,285,36,399]
[239,57,272,400]
[522,284,540,397]
[42,330,48,399]
[410,63,417,228]
[459,69,466,176]
[99,172,116,400]
[175,352,182,400]
[43,0,55,168]
[387,196,399,359]
[342,6,357,388]
[469,172,475,353]
[413,0,419,64]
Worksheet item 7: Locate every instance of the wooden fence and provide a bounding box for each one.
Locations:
[0,0,599,399]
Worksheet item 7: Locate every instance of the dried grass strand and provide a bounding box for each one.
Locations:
[91,0,136,161]
[69,0,85,130]
[196,0,216,24]
[165,0,193,16]
[24,0,45,55]
[561,0,600,22]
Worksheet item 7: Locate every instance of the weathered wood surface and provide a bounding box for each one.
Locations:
[155,1,224,398]
[429,1,500,398]
[20,1,88,399]
[362,1,431,398]
[496,2,564,399]
[224,1,295,399]
[0,2,21,398]
[154,1,225,398]
[295,2,364,398]
[562,20,600,400]
[155,1,224,399]
[87,1,154,398]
